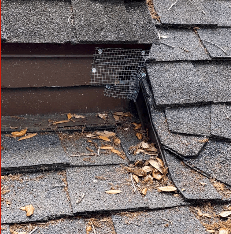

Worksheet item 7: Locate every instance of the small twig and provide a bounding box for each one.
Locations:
[29,227,38,234]
[76,193,85,204]
[70,153,95,157]
[161,217,173,225]
[168,0,178,10]
[160,42,175,49]
[90,221,97,234]
[97,147,100,156]
[130,174,137,193]
[203,40,227,55]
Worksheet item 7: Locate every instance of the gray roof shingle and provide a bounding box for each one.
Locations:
[148,28,210,61]
[198,28,231,58]
[1,0,76,43]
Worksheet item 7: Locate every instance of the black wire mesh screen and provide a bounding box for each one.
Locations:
[91,48,149,101]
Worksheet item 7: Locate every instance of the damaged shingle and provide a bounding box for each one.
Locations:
[148,28,209,61]
[198,28,231,58]
[165,105,211,136]
[1,0,76,43]
[211,104,231,140]
[185,140,231,186]
[150,106,208,157]
[164,150,222,201]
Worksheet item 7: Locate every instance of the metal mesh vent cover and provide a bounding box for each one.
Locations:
[91,48,149,101]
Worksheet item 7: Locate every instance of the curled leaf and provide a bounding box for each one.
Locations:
[20,204,34,216]
[142,166,153,173]
[11,129,27,137]
[136,133,143,140]
[157,186,177,192]
[18,133,37,141]
[219,211,231,218]
[67,113,72,120]
[105,190,122,194]
[140,141,149,149]
[152,171,163,181]
[149,159,163,174]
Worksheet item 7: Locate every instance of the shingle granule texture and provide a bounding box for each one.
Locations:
[164,150,222,201]
[211,104,231,140]
[150,106,208,157]
[185,140,231,186]
[112,206,207,234]
[165,105,211,136]
[1,172,73,224]
[148,28,209,61]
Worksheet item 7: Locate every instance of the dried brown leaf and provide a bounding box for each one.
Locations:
[157,186,177,192]
[142,166,153,173]
[132,123,142,130]
[113,115,120,121]
[105,190,122,194]
[140,141,149,149]
[96,131,115,138]
[219,229,229,234]
[136,132,143,140]
[152,171,163,181]
[149,159,163,174]
[18,133,37,141]
[67,113,72,120]
[132,174,139,183]
[156,158,164,167]
[114,138,121,145]
[143,175,153,183]
[219,211,231,218]
[11,129,27,137]
[111,148,125,159]
[73,114,85,119]
[100,146,114,150]
[53,120,69,125]
[98,136,111,142]
[98,113,108,120]
[20,204,34,216]
[141,188,148,196]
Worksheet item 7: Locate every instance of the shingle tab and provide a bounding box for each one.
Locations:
[185,140,231,186]
[148,28,209,61]
[147,62,210,106]
[207,0,231,27]
[153,0,215,26]
[198,28,231,58]
[1,172,72,224]
[1,0,76,43]
[1,16,7,42]
[71,0,135,43]
[66,165,147,213]
[1,133,70,174]
[211,104,231,140]
[124,0,159,44]
[150,106,208,157]
[147,61,231,106]
[165,105,211,136]
[113,206,207,234]
[164,150,222,201]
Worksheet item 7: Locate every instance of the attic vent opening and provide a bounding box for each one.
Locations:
[91,48,149,101]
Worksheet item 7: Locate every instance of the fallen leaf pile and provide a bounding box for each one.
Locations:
[20,204,34,217]
[124,158,176,196]
[129,141,158,156]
